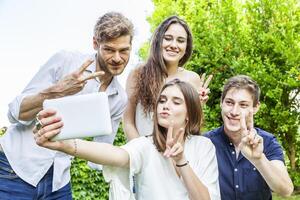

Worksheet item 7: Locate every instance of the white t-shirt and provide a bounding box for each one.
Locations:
[103,136,220,200]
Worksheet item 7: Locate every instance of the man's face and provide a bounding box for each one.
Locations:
[95,35,131,76]
[221,88,258,136]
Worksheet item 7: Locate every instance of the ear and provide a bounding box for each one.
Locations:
[253,101,260,114]
[93,37,99,50]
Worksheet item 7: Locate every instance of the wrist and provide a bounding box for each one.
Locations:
[251,153,266,167]
[176,159,189,167]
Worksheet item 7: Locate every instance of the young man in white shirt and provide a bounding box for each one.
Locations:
[0,12,133,199]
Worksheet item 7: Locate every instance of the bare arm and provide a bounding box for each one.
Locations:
[34,109,129,168]
[251,155,293,197]
[239,112,293,197]
[19,59,103,121]
[123,69,140,141]
[61,139,129,168]
[178,163,210,200]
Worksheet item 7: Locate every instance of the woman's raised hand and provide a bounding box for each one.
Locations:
[163,122,185,164]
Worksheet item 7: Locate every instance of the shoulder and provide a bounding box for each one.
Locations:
[256,128,282,148]
[186,135,215,150]
[122,136,153,153]
[204,127,222,138]
[181,69,201,89]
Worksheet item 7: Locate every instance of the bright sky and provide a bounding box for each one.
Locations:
[0,0,153,127]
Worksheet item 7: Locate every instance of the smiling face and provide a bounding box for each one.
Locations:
[94,35,131,76]
[162,23,187,66]
[157,85,188,130]
[221,88,259,136]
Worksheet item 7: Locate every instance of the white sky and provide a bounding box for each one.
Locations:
[0,0,153,127]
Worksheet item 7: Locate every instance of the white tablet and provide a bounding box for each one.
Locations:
[43,92,112,141]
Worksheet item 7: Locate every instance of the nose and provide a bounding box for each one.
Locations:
[230,104,240,117]
[112,51,122,64]
[169,39,178,49]
[162,100,171,110]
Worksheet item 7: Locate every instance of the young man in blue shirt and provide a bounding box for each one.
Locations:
[205,75,293,200]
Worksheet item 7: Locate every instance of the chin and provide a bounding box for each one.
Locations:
[224,123,240,134]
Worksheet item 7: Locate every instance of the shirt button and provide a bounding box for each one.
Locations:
[234,168,238,172]
[232,151,235,154]
[229,142,233,146]
[235,185,239,188]
[253,167,256,171]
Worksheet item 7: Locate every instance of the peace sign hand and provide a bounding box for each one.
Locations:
[238,111,264,161]
[198,73,213,104]
[163,122,185,163]
[49,59,105,97]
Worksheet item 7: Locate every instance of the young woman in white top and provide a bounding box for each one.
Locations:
[124,16,212,140]
[34,79,220,200]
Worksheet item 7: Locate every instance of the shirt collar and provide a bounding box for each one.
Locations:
[219,126,235,148]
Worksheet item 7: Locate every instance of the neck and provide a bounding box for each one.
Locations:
[166,62,179,76]
[224,128,242,147]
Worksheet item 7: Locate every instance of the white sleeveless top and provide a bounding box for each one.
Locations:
[135,103,153,136]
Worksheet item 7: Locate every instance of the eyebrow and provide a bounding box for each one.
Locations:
[164,34,187,39]
[102,45,131,51]
[225,98,250,103]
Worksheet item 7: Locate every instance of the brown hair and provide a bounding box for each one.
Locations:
[221,75,261,106]
[152,79,203,152]
[94,12,134,43]
[135,16,193,113]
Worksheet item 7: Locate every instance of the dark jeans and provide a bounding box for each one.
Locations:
[0,151,72,200]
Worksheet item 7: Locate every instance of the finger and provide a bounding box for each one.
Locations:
[246,110,254,131]
[80,71,105,82]
[200,73,206,87]
[40,115,62,128]
[203,74,213,89]
[37,109,57,119]
[78,59,94,74]
[240,112,248,136]
[173,128,184,144]
[35,129,61,146]
[168,143,182,157]
[167,120,174,142]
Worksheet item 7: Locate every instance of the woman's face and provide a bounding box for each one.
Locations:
[157,85,187,129]
[162,23,187,66]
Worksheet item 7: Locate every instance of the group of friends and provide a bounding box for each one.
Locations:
[0,12,294,200]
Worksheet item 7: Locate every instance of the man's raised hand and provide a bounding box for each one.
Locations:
[47,59,105,97]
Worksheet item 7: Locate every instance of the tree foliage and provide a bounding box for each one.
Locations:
[147,0,300,186]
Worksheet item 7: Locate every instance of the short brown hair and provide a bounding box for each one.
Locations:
[153,79,203,152]
[94,12,134,43]
[221,75,260,106]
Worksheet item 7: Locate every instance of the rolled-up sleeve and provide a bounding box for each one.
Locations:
[7,51,66,125]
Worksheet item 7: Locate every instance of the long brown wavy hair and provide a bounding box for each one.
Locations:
[152,79,203,152]
[134,16,193,113]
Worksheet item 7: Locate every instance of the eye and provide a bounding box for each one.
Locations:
[163,35,173,41]
[120,49,130,54]
[158,97,167,103]
[177,38,186,43]
[225,100,233,106]
[240,103,249,108]
[103,48,114,53]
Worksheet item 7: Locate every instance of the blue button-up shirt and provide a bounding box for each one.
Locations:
[205,126,284,200]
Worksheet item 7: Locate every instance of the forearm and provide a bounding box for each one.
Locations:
[251,154,293,197]
[61,139,129,168]
[19,84,68,121]
[178,161,210,200]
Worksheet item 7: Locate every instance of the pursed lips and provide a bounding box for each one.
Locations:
[159,112,170,118]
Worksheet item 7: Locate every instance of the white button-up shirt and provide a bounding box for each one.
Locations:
[0,50,127,192]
